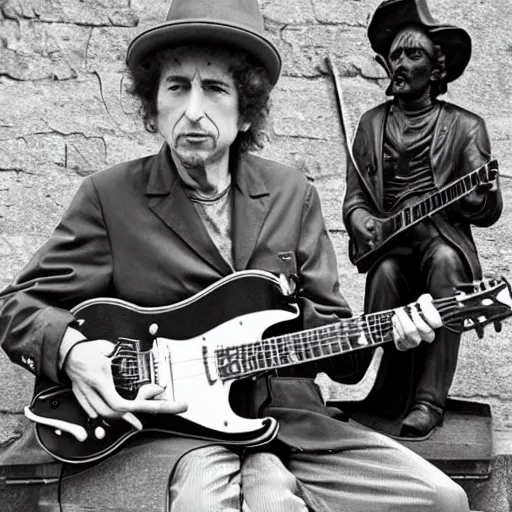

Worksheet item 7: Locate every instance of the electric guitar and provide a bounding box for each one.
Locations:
[25,270,512,464]
[349,159,499,272]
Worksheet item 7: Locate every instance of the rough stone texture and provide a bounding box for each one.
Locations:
[0,0,511,468]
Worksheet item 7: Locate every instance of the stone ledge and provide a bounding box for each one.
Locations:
[1,445,511,511]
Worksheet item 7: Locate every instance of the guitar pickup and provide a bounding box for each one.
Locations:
[24,406,88,442]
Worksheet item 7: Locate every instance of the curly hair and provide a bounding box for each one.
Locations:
[127,44,273,154]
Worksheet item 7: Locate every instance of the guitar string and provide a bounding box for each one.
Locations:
[109,298,466,374]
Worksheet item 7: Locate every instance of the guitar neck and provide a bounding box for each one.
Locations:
[389,162,493,235]
[214,296,461,380]
[109,275,511,393]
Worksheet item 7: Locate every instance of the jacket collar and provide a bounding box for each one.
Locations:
[145,145,270,273]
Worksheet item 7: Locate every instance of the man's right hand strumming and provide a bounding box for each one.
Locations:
[61,328,188,430]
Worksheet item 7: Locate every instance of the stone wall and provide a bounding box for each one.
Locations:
[1,0,511,445]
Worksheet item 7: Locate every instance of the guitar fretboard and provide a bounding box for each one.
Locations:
[388,163,494,237]
[214,310,396,379]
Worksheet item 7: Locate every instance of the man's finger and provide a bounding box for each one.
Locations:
[409,304,435,343]
[81,384,121,418]
[393,307,421,349]
[73,385,98,419]
[136,383,166,400]
[417,293,443,329]
[122,412,143,431]
[126,398,188,415]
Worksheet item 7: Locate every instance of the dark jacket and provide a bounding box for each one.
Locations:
[342,100,503,278]
[0,145,354,455]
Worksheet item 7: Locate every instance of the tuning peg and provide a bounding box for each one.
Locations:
[494,321,503,333]
[476,325,485,339]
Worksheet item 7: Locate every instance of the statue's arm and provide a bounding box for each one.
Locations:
[456,115,503,227]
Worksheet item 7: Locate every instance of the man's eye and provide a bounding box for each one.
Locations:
[408,50,423,60]
[208,85,226,93]
[167,84,182,91]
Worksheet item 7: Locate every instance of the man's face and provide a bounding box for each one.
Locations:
[155,47,241,169]
[388,27,436,97]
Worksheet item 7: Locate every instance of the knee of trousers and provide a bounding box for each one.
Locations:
[429,244,466,274]
[366,259,406,306]
[170,446,241,512]
[243,452,297,490]
[433,477,469,512]
[371,258,403,284]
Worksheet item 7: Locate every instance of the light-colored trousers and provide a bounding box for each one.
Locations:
[170,422,469,512]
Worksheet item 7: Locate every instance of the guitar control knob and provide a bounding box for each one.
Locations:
[94,426,106,439]
[149,323,159,336]
[55,429,62,436]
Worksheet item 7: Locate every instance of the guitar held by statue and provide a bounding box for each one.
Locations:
[348,160,500,273]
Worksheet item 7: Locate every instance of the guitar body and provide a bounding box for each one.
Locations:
[28,270,299,464]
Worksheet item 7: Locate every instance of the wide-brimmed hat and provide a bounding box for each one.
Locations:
[368,0,471,83]
[126,0,282,85]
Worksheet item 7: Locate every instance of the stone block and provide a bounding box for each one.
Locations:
[279,24,385,79]
[460,454,512,512]
[271,77,341,140]
[0,168,82,236]
[261,0,316,23]
[0,19,90,81]
[261,137,347,182]
[0,75,113,140]
[129,0,168,26]
[1,0,138,27]
[86,27,136,74]
[311,0,377,26]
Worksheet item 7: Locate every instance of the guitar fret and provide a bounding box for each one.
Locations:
[216,305,417,381]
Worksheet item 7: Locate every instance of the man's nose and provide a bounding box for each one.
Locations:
[184,86,205,123]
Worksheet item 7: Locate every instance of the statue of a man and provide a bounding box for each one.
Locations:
[342,0,503,437]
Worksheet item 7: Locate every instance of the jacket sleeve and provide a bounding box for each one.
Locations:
[0,177,113,383]
[296,182,352,328]
[342,120,376,238]
[455,115,503,227]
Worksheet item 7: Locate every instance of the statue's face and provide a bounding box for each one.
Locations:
[388,27,436,97]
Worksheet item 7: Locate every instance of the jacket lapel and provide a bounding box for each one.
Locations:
[146,146,233,276]
[371,102,388,210]
[232,156,270,270]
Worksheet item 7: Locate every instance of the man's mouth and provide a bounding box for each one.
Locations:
[393,73,408,87]
[180,132,212,143]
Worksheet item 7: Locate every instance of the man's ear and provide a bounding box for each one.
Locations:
[239,121,251,132]
[430,69,442,82]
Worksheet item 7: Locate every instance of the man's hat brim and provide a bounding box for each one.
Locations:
[126,20,282,85]
[368,0,472,83]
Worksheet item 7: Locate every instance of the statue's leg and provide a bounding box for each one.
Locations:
[360,254,417,417]
[401,237,471,437]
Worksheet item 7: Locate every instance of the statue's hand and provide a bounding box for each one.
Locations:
[350,209,380,250]
[463,181,494,208]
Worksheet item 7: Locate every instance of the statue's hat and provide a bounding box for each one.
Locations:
[368,0,471,82]
[126,0,282,85]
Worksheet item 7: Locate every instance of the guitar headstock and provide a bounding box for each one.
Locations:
[440,277,512,337]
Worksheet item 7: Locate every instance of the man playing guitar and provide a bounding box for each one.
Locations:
[0,0,474,510]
